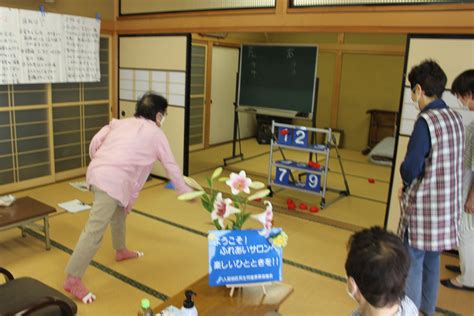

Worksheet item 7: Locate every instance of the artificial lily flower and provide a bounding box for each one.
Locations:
[226,171,252,195]
[251,201,273,236]
[211,193,240,229]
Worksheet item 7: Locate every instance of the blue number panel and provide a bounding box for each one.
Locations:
[305,174,321,192]
[277,127,293,145]
[293,128,309,148]
[275,167,290,185]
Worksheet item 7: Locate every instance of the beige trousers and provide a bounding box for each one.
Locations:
[65,187,126,278]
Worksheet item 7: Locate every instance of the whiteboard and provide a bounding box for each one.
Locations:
[0,6,101,84]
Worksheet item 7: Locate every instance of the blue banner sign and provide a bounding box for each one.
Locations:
[208,229,283,286]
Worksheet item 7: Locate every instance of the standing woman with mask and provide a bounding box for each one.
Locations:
[441,69,474,292]
[64,92,192,304]
[398,60,465,316]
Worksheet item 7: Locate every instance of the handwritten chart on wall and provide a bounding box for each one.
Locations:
[0,7,100,84]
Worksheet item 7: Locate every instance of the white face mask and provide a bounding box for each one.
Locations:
[346,277,358,302]
[411,85,421,111]
[412,95,420,111]
[346,287,357,301]
[457,98,469,110]
[160,115,166,126]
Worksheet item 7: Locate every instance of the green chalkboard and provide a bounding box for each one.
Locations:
[238,44,318,114]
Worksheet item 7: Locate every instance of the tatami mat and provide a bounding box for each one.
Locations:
[1,169,472,315]
[189,138,270,175]
[190,169,386,230]
[0,229,158,316]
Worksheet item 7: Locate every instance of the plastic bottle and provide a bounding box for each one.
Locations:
[180,290,198,316]
[140,298,153,316]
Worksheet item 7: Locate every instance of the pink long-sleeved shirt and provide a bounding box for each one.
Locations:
[86,116,192,212]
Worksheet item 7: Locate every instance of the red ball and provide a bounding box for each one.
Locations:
[368,178,375,183]
[299,203,308,210]
[310,206,319,213]
[280,129,289,136]
[288,203,296,210]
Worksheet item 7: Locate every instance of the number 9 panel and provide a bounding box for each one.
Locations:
[305,173,321,192]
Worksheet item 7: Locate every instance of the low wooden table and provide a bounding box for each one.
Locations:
[154,275,293,316]
[0,197,56,250]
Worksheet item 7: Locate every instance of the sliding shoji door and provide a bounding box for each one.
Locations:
[189,43,207,150]
[52,37,111,180]
[0,84,52,191]
[0,36,111,194]
[119,35,191,177]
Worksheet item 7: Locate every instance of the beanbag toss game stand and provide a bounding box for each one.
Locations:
[267,122,350,209]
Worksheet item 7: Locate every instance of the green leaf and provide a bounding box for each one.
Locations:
[212,219,222,230]
[249,181,265,189]
[211,167,223,180]
[248,189,270,201]
[178,191,205,201]
[201,198,212,213]
[207,177,212,188]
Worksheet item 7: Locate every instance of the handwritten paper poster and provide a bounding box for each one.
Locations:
[0,7,100,84]
[63,14,100,82]
[19,10,63,83]
[0,7,21,84]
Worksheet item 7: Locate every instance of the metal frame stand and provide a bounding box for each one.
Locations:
[268,122,350,209]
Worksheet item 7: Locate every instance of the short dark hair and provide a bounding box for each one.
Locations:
[134,92,168,121]
[345,226,410,308]
[408,60,447,98]
[451,69,474,98]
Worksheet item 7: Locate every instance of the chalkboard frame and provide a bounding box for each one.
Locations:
[237,43,319,117]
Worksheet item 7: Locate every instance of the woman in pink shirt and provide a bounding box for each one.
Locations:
[64,93,192,304]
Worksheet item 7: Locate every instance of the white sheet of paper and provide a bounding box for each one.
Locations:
[58,199,91,213]
[0,194,16,207]
[69,181,89,192]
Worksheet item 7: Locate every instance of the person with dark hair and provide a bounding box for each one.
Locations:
[63,92,192,304]
[345,227,417,316]
[441,69,474,292]
[398,60,465,315]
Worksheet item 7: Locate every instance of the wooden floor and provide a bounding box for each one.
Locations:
[1,139,473,315]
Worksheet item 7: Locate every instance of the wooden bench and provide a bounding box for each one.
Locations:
[153,275,293,316]
[0,197,56,250]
